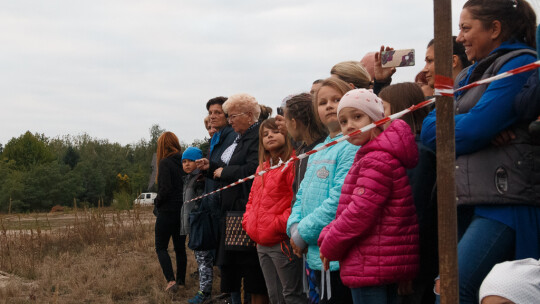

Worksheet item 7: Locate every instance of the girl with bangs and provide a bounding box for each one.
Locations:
[243,118,304,304]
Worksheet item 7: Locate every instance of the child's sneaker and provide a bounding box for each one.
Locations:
[188,291,210,304]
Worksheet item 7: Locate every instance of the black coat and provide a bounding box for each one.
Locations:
[154,153,185,212]
[200,125,236,214]
[214,123,260,267]
[212,123,260,214]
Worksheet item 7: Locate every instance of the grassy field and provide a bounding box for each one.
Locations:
[0,206,221,303]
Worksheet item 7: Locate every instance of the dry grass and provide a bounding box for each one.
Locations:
[0,206,220,303]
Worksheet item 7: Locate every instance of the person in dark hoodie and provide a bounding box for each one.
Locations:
[153,131,186,293]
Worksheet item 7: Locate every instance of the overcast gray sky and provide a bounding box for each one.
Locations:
[1,0,538,146]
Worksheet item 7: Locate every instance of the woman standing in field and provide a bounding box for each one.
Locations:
[153,131,186,293]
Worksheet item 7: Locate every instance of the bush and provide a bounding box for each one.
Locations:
[111,191,134,210]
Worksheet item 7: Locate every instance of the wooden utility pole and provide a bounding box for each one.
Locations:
[433,0,459,303]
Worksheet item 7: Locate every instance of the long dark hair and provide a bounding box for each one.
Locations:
[284,93,327,143]
[428,36,472,69]
[463,0,536,48]
[379,83,429,134]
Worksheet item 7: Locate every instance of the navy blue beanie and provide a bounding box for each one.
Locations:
[182,147,203,161]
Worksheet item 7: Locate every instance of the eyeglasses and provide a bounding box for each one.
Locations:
[227,112,246,122]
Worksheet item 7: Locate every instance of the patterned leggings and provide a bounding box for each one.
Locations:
[194,250,214,294]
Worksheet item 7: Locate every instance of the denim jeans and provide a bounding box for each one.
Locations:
[351,284,397,304]
[434,216,515,304]
[155,211,187,284]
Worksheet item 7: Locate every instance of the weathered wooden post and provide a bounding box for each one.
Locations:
[433,0,459,303]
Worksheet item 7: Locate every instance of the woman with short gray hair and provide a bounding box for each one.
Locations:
[213,93,269,304]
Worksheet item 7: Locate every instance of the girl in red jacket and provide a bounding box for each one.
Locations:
[243,118,305,304]
[318,89,419,304]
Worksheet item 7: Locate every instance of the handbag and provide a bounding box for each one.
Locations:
[224,211,256,251]
[187,202,219,251]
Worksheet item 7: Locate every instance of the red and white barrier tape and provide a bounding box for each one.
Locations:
[454,60,540,93]
[186,60,540,203]
[185,98,436,203]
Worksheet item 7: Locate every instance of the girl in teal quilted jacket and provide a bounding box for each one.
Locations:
[287,77,358,304]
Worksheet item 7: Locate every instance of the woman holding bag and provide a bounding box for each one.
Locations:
[198,93,268,304]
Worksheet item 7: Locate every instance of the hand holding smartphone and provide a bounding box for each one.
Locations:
[380,49,415,68]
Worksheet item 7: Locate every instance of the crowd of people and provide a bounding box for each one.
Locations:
[151,0,540,303]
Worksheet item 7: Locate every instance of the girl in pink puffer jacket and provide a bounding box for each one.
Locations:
[318,89,419,304]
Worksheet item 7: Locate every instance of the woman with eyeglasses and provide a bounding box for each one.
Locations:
[200,93,269,304]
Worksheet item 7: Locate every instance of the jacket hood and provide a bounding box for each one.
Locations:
[491,40,535,54]
[358,119,418,169]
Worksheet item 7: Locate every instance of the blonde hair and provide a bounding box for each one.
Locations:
[330,61,372,89]
[223,93,261,122]
[313,77,352,130]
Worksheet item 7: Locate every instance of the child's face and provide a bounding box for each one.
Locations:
[182,159,197,173]
[317,86,341,132]
[262,126,286,155]
[338,107,373,146]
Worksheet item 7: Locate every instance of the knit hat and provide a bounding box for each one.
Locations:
[337,88,385,122]
[182,147,203,161]
[479,258,540,304]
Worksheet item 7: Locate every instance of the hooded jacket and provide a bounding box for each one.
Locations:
[243,154,296,246]
[180,169,205,235]
[286,134,358,271]
[318,120,419,288]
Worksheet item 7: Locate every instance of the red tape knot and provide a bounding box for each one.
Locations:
[434,75,454,97]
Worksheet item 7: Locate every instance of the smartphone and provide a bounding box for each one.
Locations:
[276,107,283,116]
[380,49,415,68]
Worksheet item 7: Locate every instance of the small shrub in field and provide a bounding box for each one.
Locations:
[50,205,64,213]
[111,191,134,210]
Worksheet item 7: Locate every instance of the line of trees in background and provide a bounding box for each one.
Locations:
[0,125,208,213]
